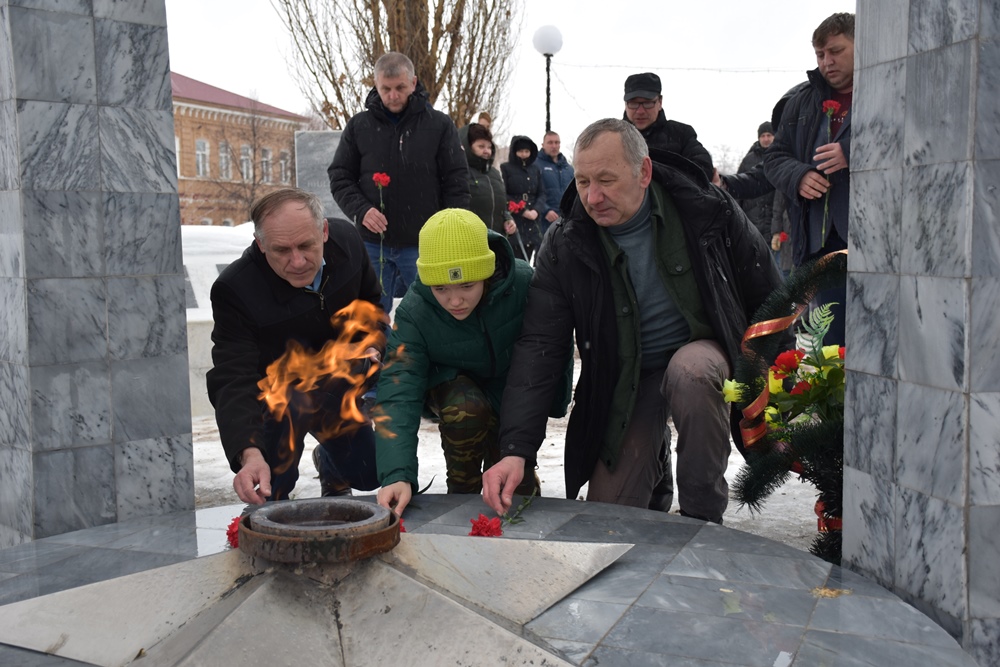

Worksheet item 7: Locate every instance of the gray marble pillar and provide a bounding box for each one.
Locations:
[844,1,1000,663]
[0,0,193,546]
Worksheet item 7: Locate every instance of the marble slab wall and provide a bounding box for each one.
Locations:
[0,0,193,546]
[845,1,999,663]
[295,130,345,221]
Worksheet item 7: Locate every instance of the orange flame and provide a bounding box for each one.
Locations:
[257,300,388,472]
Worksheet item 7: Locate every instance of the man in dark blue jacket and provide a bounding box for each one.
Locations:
[536,131,574,228]
[328,52,470,315]
[764,12,854,344]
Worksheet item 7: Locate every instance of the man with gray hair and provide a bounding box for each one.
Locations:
[329,52,470,315]
[483,119,782,523]
[207,187,385,504]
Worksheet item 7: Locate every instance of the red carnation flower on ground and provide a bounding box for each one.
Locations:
[771,349,805,378]
[822,100,841,116]
[469,513,503,537]
[372,172,391,188]
[226,516,240,549]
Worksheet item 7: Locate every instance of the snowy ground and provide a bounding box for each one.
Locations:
[193,410,820,553]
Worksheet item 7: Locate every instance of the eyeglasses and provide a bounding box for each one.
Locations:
[626,100,659,110]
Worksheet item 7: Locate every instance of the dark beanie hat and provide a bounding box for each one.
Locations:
[757,121,774,137]
[467,122,492,145]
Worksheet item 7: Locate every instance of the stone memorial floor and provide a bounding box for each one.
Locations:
[0,495,978,666]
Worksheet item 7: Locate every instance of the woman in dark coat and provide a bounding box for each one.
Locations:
[500,135,550,263]
[460,122,516,237]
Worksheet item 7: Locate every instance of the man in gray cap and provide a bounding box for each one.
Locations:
[623,72,714,180]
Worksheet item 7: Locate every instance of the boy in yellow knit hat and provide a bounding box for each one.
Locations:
[374,209,570,516]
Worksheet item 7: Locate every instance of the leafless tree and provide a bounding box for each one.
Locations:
[212,99,299,222]
[710,144,743,176]
[271,0,521,129]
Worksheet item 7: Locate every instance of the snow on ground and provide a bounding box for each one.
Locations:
[194,410,820,553]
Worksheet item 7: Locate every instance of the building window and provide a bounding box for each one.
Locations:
[279,151,290,183]
[200,218,213,226]
[222,219,234,227]
[195,139,210,177]
[219,142,232,180]
[240,145,253,181]
[261,148,272,183]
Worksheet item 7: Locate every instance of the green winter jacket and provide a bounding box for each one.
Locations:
[375,232,569,490]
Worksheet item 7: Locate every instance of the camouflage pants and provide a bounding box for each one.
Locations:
[426,375,540,496]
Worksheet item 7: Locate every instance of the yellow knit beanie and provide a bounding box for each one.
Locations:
[416,209,496,286]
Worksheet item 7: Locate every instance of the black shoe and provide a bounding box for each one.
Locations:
[321,480,353,497]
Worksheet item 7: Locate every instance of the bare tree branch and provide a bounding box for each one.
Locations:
[271,0,520,129]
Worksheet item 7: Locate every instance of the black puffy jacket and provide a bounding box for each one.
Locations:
[328,83,470,247]
[498,150,782,497]
[501,136,550,246]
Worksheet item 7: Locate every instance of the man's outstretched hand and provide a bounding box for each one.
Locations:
[233,448,271,505]
[482,456,526,515]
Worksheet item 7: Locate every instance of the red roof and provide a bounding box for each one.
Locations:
[170,72,307,121]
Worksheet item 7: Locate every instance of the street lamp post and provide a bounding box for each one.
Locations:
[532,25,563,133]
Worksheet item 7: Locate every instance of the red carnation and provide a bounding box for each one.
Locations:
[790,381,812,396]
[822,100,841,116]
[508,200,526,214]
[779,231,789,243]
[226,516,240,549]
[838,346,846,359]
[399,518,406,533]
[469,513,503,537]
[372,172,391,188]
[771,349,805,378]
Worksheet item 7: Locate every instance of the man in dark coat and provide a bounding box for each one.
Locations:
[328,52,470,315]
[622,72,715,181]
[207,188,386,504]
[482,119,782,524]
[737,122,777,240]
[536,131,575,224]
[764,12,854,344]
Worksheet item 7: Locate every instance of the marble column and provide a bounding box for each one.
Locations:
[0,0,193,546]
[844,1,1000,663]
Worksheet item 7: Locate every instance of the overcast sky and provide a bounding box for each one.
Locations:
[164,0,856,169]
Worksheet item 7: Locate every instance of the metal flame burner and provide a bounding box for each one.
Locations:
[238,498,399,563]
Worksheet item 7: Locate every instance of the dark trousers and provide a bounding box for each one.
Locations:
[587,340,731,522]
[426,375,538,496]
[261,404,378,501]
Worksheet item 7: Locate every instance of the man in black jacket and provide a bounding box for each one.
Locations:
[737,122,777,240]
[328,52,470,315]
[622,72,715,181]
[207,188,386,504]
[482,119,781,523]
[764,12,854,344]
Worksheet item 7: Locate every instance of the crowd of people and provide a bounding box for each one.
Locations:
[206,12,855,526]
